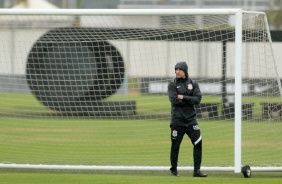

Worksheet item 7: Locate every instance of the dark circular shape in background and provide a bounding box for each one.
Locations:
[26,27,125,113]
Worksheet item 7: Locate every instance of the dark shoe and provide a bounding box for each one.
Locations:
[171,171,179,177]
[193,170,207,177]
[170,167,179,177]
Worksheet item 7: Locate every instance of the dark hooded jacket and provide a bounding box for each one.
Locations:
[168,62,202,126]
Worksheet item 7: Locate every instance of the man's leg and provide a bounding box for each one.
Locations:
[170,125,184,176]
[187,124,207,177]
[193,138,202,172]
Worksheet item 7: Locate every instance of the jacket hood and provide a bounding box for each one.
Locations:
[175,61,188,78]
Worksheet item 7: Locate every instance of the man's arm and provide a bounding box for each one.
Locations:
[183,82,202,105]
[168,81,186,106]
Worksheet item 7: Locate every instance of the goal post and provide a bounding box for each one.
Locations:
[0,9,281,174]
[234,10,243,173]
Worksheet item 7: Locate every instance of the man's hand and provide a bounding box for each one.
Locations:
[177,95,184,99]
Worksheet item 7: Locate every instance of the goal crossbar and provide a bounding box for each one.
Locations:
[0,8,248,16]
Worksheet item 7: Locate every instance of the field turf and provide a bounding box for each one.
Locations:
[0,169,282,184]
[0,93,281,183]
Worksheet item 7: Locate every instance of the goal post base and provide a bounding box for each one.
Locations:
[242,165,251,178]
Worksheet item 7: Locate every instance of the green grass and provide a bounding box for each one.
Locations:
[0,170,282,184]
[0,93,282,183]
[0,118,281,166]
[1,93,281,115]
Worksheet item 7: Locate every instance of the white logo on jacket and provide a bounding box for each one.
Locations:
[188,84,193,90]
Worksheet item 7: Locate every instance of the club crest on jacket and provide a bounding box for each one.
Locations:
[188,84,193,90]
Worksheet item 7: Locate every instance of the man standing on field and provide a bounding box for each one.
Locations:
[167,61,207,177]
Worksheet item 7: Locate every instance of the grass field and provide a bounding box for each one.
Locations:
[1,169,282,184]
[0,93,282,183]
[1,118,282,166]
[1,93,281,117]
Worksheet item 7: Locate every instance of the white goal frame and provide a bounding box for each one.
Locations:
[0,8,281,174]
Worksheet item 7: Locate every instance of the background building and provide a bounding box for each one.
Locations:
[118,0,277,11]
[2,0,281,29]
[0,0,281,93]
[0,0,280,10]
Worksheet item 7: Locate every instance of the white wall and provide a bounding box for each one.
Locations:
[110,40,282,79]
[0,30,281,80]
[0,29,49,74]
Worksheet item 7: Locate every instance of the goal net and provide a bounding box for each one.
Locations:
[0,9,281,173]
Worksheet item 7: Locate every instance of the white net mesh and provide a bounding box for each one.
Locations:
[0,10,281,169]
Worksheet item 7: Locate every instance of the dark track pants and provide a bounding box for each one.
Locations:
[170,124,202,172]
